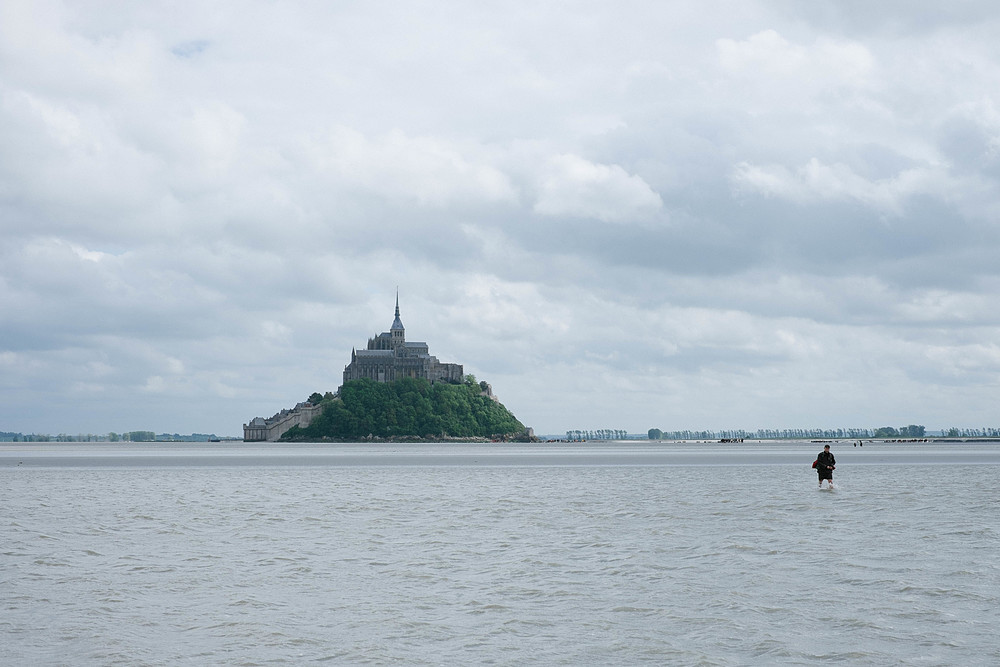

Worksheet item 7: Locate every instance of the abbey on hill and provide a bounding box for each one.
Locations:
[243,296,525,442]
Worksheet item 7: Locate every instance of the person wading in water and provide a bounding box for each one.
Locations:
[816,444,836,488]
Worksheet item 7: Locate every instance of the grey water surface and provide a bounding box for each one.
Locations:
[2,442,998,665]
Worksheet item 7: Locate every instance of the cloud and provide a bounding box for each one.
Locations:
[717,29,874,85]
[532,153,663,222]
[304,126,517,207]
[2,1,1000,436]
[170,39,210,59]
[731,157,950,214]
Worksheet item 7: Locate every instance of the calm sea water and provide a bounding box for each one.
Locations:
[2,442,998,665]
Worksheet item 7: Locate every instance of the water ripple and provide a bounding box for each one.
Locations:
[2,452,999,664]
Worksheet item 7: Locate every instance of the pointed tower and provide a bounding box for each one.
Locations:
[390,291,405,349]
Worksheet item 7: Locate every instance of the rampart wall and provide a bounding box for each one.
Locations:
[243,402,323,442]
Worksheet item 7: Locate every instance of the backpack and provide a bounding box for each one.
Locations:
[811,460,818,469]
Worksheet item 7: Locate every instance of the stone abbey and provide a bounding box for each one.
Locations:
[244,295,463,441]
[342,295,464,385]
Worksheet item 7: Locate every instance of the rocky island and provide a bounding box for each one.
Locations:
[244,296,532,442]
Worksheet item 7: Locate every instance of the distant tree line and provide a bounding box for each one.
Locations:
[0,432,125,442]
[282,376,525,441]
[648,425,936,440]
[565,430,627,441]
[0,431,222,442]
[943,427,1000,438]
[873,425,926,438]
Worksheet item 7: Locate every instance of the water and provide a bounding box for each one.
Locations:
[2,442,998,665]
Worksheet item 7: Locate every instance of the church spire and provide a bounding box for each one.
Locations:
[390,290,405,347]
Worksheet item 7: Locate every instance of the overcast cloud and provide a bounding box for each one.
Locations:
[2,1,999,436]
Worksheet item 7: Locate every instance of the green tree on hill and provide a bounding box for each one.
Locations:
[282,377,525,441]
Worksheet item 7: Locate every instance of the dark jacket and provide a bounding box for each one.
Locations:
[816,450,836,470]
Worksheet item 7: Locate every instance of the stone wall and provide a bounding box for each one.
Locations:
[243,402,323,442]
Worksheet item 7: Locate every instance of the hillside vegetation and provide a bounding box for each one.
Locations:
[281,377,526,441]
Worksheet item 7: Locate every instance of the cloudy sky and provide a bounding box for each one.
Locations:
[2,1,999,437]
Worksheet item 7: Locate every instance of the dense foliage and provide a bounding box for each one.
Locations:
[282,377,525,440]
[874,425,926,438]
